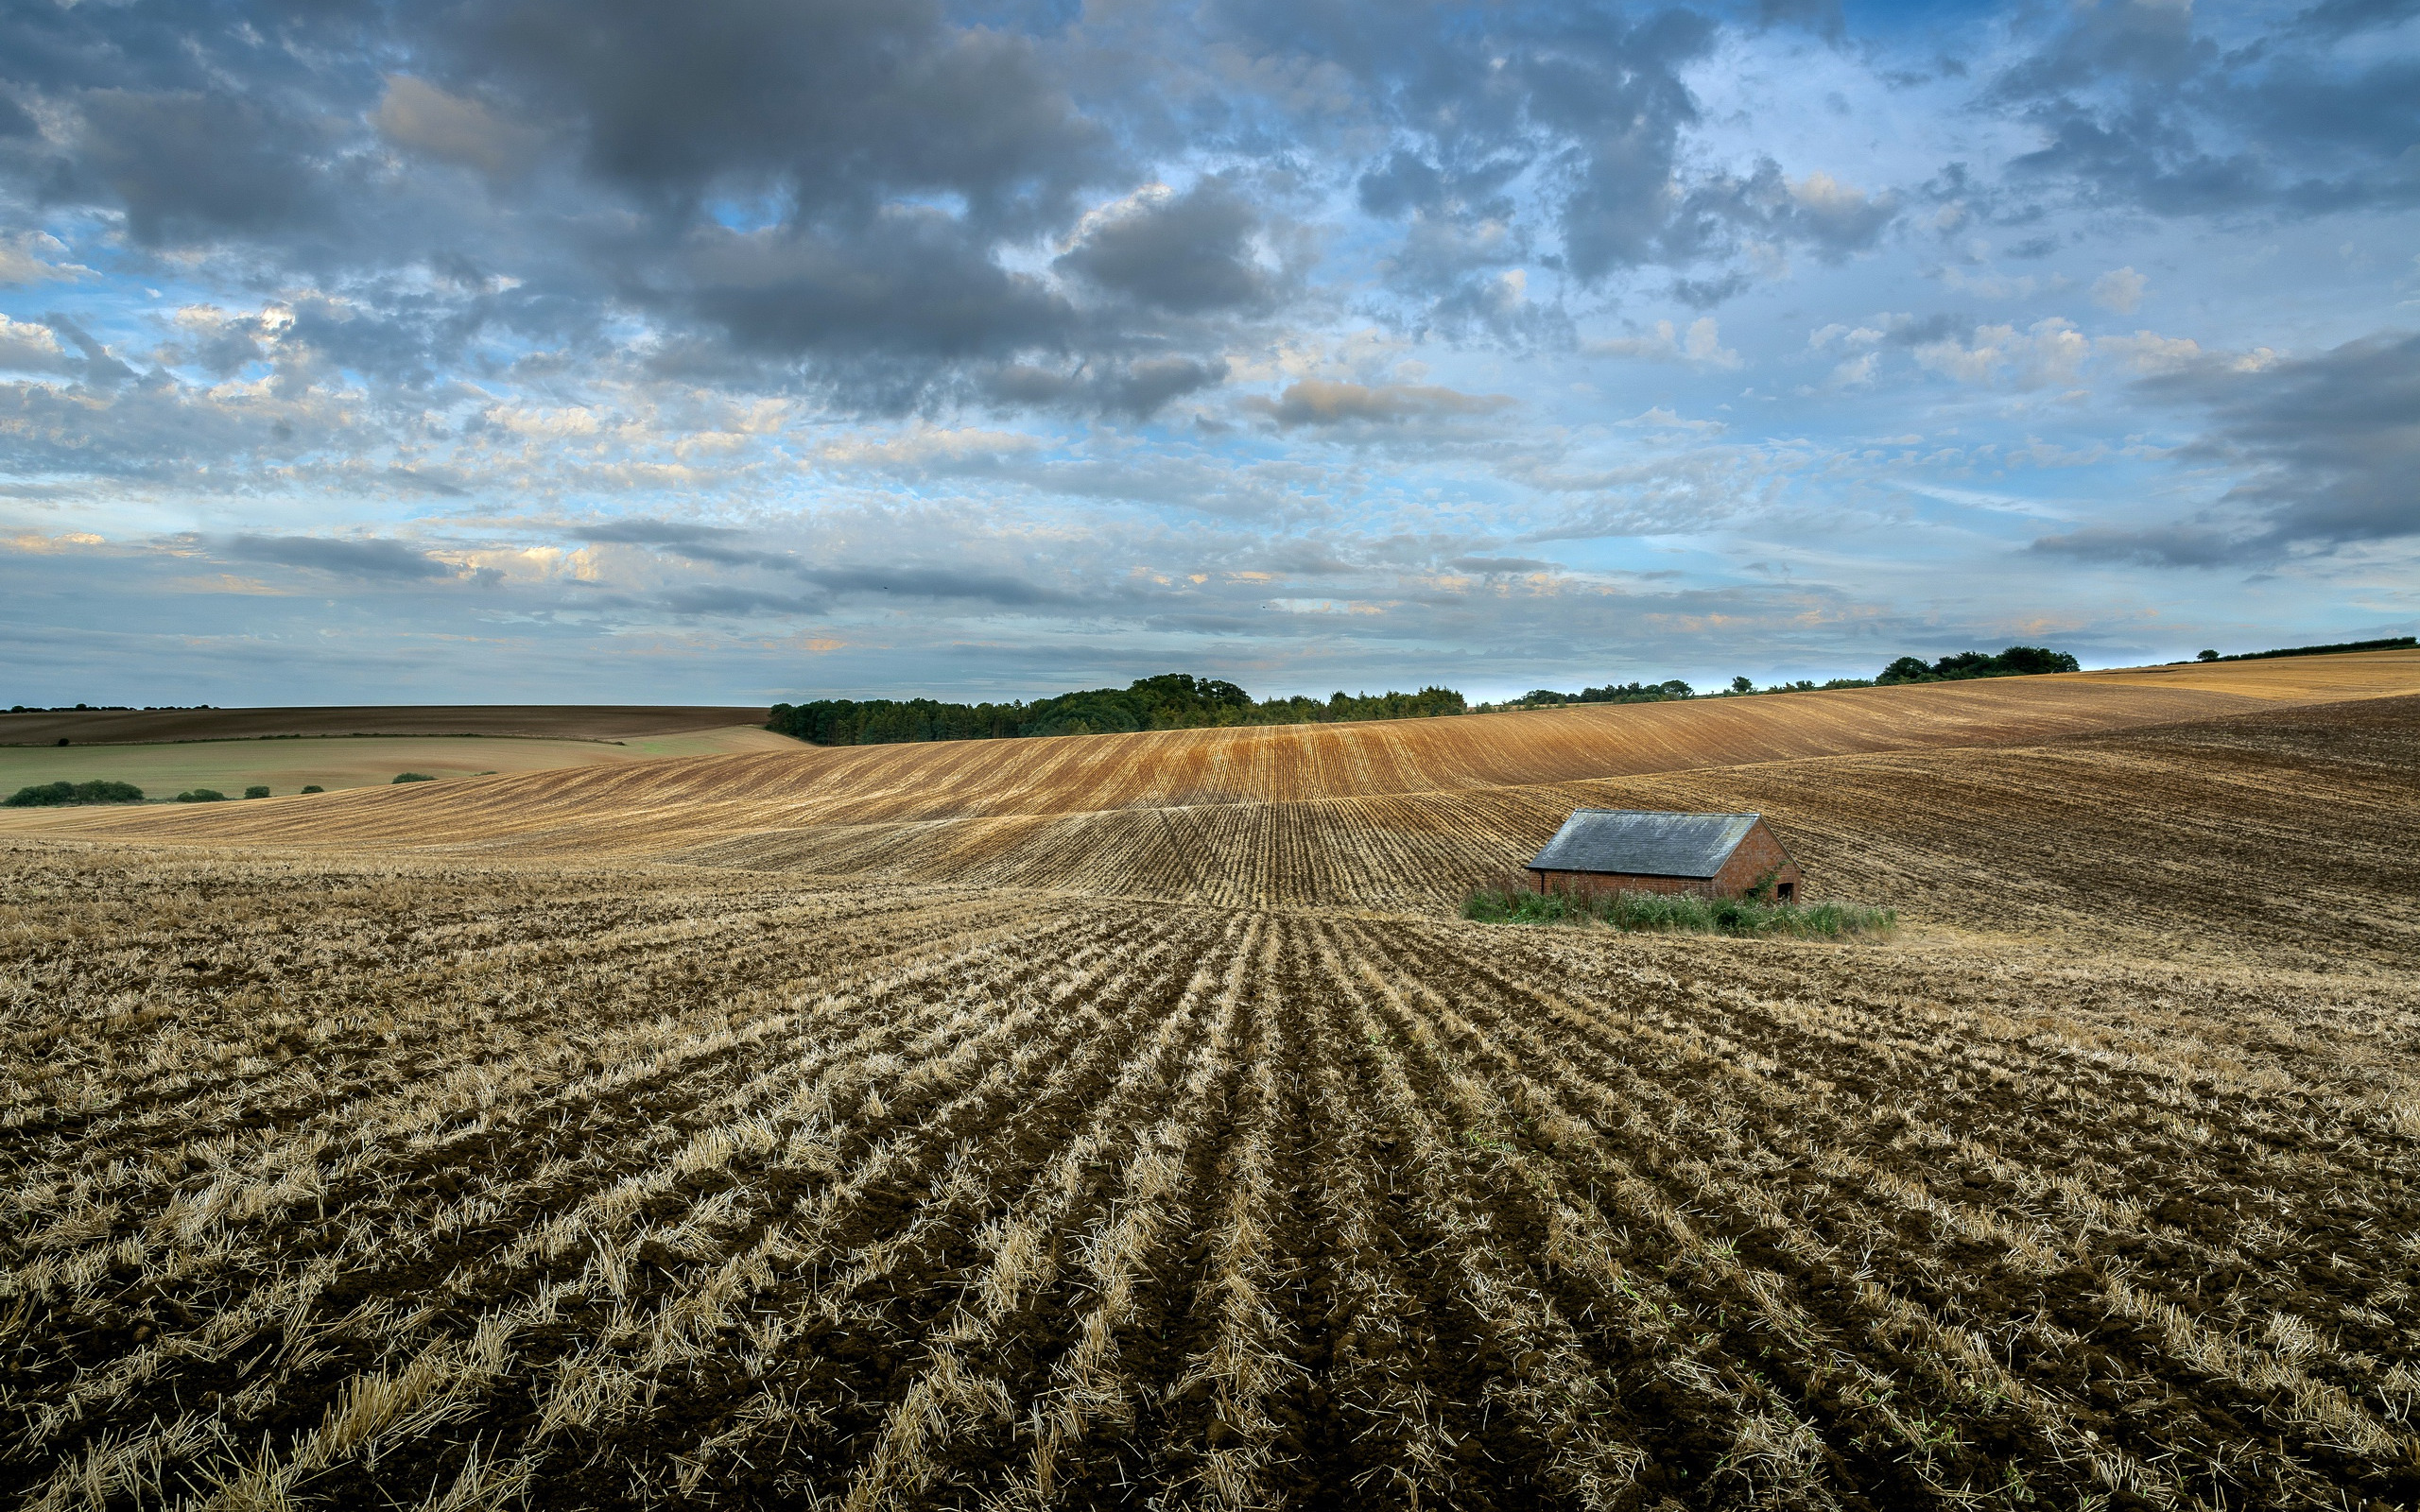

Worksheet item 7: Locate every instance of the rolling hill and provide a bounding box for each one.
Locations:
[12,650,2413,863]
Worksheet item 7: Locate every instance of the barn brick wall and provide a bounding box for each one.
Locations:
[1712,822,1801,898]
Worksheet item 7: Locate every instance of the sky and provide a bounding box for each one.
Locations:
[1,0,2414,709]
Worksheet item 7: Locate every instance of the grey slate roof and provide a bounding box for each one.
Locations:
[1526,809,1763,879]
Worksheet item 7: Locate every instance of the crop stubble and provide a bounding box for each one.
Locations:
[4,839,2415,1509]
[5,660,2416,1508]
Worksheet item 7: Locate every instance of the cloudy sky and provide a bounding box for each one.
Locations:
[1,0,2413,707]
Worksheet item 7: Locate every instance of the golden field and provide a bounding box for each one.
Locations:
[2,652,2415,1510]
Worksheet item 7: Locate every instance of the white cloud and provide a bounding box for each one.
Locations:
[1914,318,2091,389]
[2096,331,2202,374]
[484,404,603,438]
[0,233,96,288]
[1586,318,1742,369]
[1827,351,1880,387]
[1618,406,1727,433]
[2092,266,2148,315]
[817,426,1046,469]
[0,316,68,372]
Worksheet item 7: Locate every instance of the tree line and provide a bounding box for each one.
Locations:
[4,780,145,807]
[1876,645,2080,683]
[1489,644,2082,709]
[769,674,1467,747]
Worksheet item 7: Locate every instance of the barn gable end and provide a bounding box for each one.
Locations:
[1525,809,1802,901]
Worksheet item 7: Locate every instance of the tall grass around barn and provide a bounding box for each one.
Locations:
[1463,879,1895,938]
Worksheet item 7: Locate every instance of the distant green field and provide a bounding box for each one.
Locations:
[0,727,798,799]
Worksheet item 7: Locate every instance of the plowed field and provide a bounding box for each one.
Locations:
[17,650,2419,858]
[3,655,2415,1509]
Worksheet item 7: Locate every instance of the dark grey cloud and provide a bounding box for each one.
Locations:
[1269,2,1895,317]
[2174,330,2420,551]
[2033,330,2420,565]
[68,89,323,245]
[1994,0,2420,216]
[1754,0,1843,40]
[575,519,801,572]
[444,0,1110,231]
[1668,271,1752,310]
[794,563,1075,606]
[417,0,1130,400]
[2293,0,2420,36]
[985,355,1230,419]
[1054,178,1280,315]
[577,520,749,548]
[566,518,1076,606]
[2027,523,2245,569]
[666,212,1079,372]
[1667,159,1896,266]
[35,315,137,387]
[0,0,1133,406]
[224,535,458,580]
[658,585,826,617]
[1448,555,1558,574]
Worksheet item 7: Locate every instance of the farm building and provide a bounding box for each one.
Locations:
[1526,809,1801,901]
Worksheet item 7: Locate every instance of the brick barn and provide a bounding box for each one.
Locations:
[1525,809,1802,902]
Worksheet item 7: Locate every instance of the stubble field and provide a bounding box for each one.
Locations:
[3,655,2416,1509]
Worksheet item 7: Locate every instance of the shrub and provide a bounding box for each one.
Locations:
[4,779,146,807]
[1463,881,1894,939]
[301,784,325,794]
[174,788,228,803]
[392,772,436,783]
[243,785,270,799]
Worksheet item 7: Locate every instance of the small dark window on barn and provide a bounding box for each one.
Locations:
[1777,883,1795,902]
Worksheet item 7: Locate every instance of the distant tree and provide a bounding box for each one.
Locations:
[1730,676,1754,694]
[1992,644,2081,676]
[243,785,270,799]
[301,784,325,794]
[1877,646,2078,684]
[8,780,143,806]
[2197,648,2219,662]
[769,672,1464,746]
[392,772,436,783]
[174,789,228,802]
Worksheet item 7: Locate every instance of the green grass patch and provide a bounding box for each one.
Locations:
[1461,882,1893,939]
